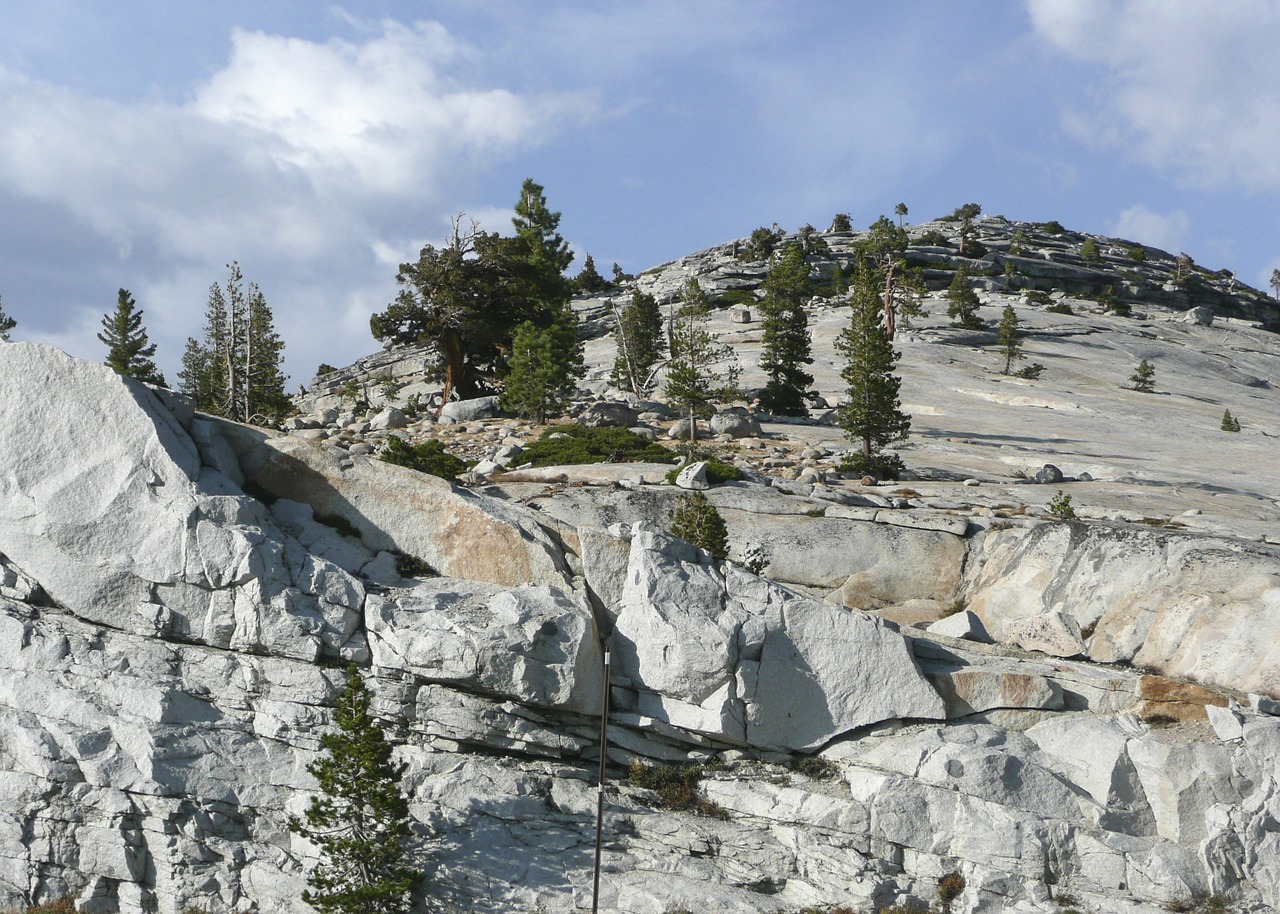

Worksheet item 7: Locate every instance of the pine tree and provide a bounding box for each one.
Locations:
[611,288,665,396]
[574,254,609,294]
[951,202,982,256]
[895,202,909,228]
[664,279,740,443]
[98,289,166,385]
[947,266,984,329]
[510,178,574,308]
[757,243,814,416]
[501,305,584,423]
[835,266,911,478]
[289,667,415,914]
[1221,409,1241,432]
[829,213,852,233]
[0,295,14,341]
[997,304,1024,375]
[1271,268,1280,301]
[1080,237,1100,266]
[1128,358,1156,393]
[178,262,288,423]
[670,492,729,562]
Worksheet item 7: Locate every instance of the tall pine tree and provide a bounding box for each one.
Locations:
[757,243,814,415]
[665,279,740,443]
[835,265,911,478]
[289,667,415,914]
[997,304,1024,374]
[611,288,665,397]
[501,304,585,423]
[99,289,166,385]
[178,262,288,423]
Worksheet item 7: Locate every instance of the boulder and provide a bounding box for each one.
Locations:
[1034,464,1064,484]
[578,401,640,428]
[710,408,762,438]
[674,461,711,490]
[367,406,407,431]
[610,529,945,750]
[242,435,572,590]
[926,610,991,642]
[367,579,603,715]
[439,396,500,423]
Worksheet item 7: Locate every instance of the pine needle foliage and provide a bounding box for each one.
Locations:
[757,243,814,415]
[664,279,740,442]
[501,305,584,423]
[289,667,415,914]
[669,492,730,561]
[1128,359,1156,393]
[997,304,1024,374]
[0,295,15,341]
[835,266,910,478]
[947,266,984,329]
[1221,409,1241,432]
[611,288,665,396]
[99,289,166,385]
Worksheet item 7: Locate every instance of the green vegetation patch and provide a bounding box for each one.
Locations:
[519,425,676,467]
[663,454,744,485]
[628,760,728,819]
[715,288,758,309]
[379,435,468,481]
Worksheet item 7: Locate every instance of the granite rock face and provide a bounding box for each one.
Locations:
[3,343,1280,914]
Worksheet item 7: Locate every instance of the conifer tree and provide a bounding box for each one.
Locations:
[611,289,665,396]
[99,289,166,385]
[1080,237,1100,266]
[895,202,909,228]
[670,492,729,562]
[0,295,15,341]
[178,262,288,423]
[757,243,814,415]
[574,254,609,294]
[951,202,982,256]
[501,305,584,423]
[665,279,740,443]
[510,178,574,308]
[947,266,984,329]
[1221,409,1241,432]
[836,265,911,478]
[997,304,1024,374]
[1271,268,1280,301]
[1128,358,1156,393]
[289,667,415,914]
[829,213,852,233]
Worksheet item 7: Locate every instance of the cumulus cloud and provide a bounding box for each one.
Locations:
[0,19,596,380]
[1026,0,1280,190]
[1109,204,1190,253]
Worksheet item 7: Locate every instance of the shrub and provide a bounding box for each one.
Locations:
[1221,409,1241,432]
[519,425,675,466]
[1045,302,1074,315]
[316,363,339,376]
[23,901,77,914]
[1038,220,1066,234]
[1048,491,1076,520]
[379,435,467,481]
[938,873,966,914]
[669,492,730,561]
[793,756,840,780]
[913,229,949,247]
[715,288,757,309]
[1128,359,1156,393]
[841,450,906,480]
[664,454,743,486]
[1127,245,1148,262]
[628,760,727,818]
[394,552,437,578]
[1014,362,1045,379]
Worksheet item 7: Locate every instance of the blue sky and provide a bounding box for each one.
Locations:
[2,0,1279,385]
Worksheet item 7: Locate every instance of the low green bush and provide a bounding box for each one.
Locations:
[519,425,675,466]
[1045,303,1074,315]
[793,756,840,780]
[840,451,905,480]
[912,229,949,247]
[379,435,467,481]
[715,288,758,309]
[628,760,728,819]
[669,492,730,561]
[663,454,743,485]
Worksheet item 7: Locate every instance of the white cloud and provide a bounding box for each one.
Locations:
[1026,0,1280,190]
[0,19,597,381]
[1109,204,1190,253]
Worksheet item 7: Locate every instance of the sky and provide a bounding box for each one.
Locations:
[2,0,1279,387]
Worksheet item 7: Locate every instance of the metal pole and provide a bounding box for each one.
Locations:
[591,648,612,914]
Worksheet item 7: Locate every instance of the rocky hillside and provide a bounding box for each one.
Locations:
[2,215,1280,914]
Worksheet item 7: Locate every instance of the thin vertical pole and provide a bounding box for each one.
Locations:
[591,648,612,914]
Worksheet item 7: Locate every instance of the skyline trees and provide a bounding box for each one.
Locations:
[0,296,14,341]
[99,289,166,386]
[370,179,579,410]
[178,261,289,423]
